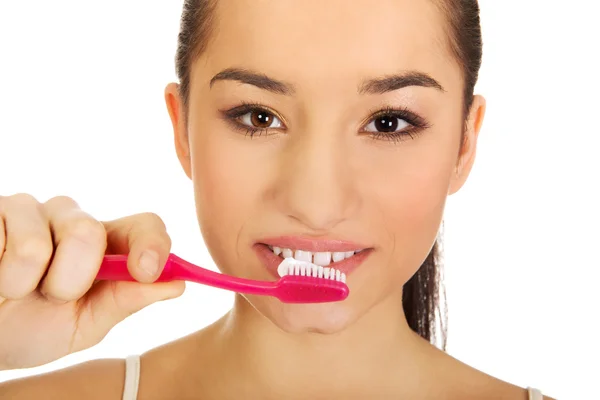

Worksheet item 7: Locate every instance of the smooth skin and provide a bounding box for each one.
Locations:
[0,0,555,399]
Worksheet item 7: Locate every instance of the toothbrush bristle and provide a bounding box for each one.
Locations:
[276,275,349,303]
[279,261,346,283]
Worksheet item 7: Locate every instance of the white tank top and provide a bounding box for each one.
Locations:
[122,355,545,400]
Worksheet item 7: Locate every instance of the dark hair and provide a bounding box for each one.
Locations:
[174,0,483,351]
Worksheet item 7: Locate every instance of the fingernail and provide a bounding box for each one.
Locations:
[139,250,160,277]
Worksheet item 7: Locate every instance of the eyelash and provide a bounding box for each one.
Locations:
[220,102,431,143]
[364,106,430,143]
[221,102,281,138]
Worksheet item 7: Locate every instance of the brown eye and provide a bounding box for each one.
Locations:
[375,116,398,132]
[251,110,273,127]
[364,115,410,133]
[240,109,283,129]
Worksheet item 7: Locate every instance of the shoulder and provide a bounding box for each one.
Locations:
[424,344,557,400]
[135,325,224,400]
[0,326,218,400]
[136,331,215,399]
[0,358,126,400]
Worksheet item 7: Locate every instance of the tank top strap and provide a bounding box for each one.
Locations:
[527,387,543,400]
[122,355,141,400]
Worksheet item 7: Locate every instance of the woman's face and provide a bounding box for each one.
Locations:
[167,0,484,333]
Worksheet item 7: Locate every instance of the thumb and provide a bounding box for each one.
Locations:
[75,280,185,347]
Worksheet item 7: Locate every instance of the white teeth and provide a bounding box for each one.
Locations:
[332,252,346,262]
[313,251,332,266]
[294,249,312,263]
[270,246,362,265]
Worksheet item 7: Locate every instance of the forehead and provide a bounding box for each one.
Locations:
[200,0,460,93]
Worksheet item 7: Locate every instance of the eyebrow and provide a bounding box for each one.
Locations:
[358,71,445,95]
[210,68,295,95]
[209,68,444,96]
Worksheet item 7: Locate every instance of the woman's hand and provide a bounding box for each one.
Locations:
[0,194,185,370]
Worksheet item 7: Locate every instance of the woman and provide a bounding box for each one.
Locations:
[0,0,553,398]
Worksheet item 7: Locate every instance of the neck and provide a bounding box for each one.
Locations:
[213,291,437,398]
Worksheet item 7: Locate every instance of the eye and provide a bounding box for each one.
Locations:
[363,115,410,133]
[239,109,283,129]
[359,106,430,143]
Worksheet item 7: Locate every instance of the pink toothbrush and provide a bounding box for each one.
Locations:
[97,253,349,303]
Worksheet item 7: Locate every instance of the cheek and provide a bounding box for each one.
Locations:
[366,138,457,277]
[187,123,274,273]
[385,165,449,245]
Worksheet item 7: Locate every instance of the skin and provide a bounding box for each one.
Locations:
[0,0,556,399]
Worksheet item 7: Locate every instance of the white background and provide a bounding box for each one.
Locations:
[0,1,598,398]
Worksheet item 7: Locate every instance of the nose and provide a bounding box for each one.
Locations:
[272,130,360,232]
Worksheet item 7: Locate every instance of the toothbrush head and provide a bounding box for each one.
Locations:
[275,275,349,303]
[274,257,349,303]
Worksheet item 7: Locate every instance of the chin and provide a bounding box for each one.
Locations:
[247,290,380,335]
[245,294,364,335]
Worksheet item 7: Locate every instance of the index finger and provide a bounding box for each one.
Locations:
[102,213,172,283]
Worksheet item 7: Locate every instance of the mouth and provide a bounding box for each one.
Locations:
[253,236,373,280]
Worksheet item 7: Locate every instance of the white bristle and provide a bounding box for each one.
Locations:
[277,258,345,282]
[277,262,288,277]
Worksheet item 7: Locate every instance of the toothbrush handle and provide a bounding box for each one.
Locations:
[97,254,175,282]
[97,254,274,291]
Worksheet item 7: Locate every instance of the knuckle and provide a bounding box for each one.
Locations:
[7,193,38,207]
[45,195,79,210]
[66,218,106,246]
[133,213,171,248]
[163,233,172,249]
[140,212,167,230]
[13,236,53,265]
[0,276,37,300]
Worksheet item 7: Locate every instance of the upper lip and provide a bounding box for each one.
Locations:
[258,235,370,252]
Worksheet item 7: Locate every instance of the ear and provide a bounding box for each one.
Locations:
[165,83,192,180]
[448,95,486,195]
